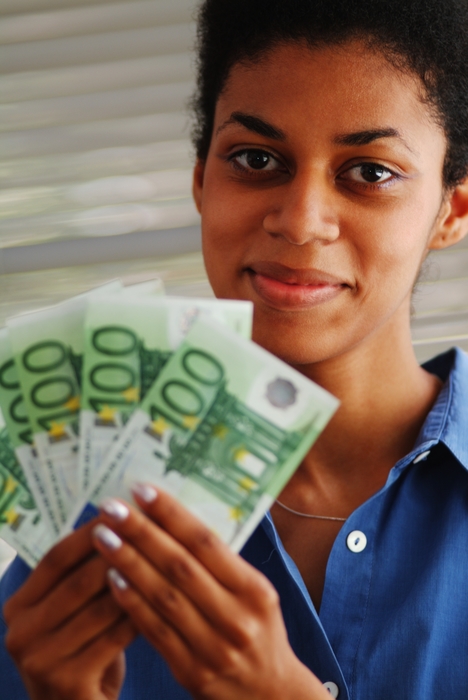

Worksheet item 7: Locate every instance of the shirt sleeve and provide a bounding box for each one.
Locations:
[0,557,33,699]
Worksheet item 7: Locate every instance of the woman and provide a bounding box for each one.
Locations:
[2,1,468,698]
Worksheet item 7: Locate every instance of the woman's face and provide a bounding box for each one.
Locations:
[193,41,449,367]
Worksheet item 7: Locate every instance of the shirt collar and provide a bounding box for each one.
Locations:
[415,347,468,470]
[263,347,468,538]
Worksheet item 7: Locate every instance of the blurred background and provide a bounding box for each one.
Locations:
[1,0,468,574]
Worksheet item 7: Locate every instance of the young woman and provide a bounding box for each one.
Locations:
[2,1,468,698]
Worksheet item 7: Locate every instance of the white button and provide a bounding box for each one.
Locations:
[323,681,339,697]
[413,450,431,464]
[346,530,367,553]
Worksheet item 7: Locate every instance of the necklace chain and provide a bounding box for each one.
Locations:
[275,499,347,522]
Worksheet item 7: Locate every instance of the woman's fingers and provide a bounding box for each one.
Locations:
[29,592,126,667]
[19,617,136,700]
[3,515,139,700]
[130,485,256,593]
[73,616,136,677]
[6,551,110,649]
[94,492,278,648]
[5,560,113,665]
[37,553,109,631]
[4,518,127,669]
[5,560,137,700]
[93,511,232,630]
[3,519,97,620]
[92,523,234,659]
[107,567,204,664]
[105,567,225,690]
[91,491,324,700]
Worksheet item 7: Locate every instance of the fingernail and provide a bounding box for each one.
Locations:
[131,482,158,504]
[99,497,129,522]
[93,524,122,551]
[108,568,128,591]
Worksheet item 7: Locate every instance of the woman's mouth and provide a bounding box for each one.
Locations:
[246,263,348,310]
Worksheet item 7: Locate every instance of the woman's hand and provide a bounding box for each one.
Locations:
[92,485,331,700]
[3,519,137,700]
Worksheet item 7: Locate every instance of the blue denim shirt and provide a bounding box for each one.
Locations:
[2,347,468,700]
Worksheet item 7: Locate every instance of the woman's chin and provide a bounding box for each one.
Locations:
[251,328,331,368]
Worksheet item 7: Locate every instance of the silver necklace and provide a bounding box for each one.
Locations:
[275,499,347,522]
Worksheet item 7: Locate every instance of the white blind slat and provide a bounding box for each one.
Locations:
[0,81,193,132]
[0,53,193,103]
[0,112,190,159]
[0,0,195,44]
[0,140,192,188]
[0,23,195,73]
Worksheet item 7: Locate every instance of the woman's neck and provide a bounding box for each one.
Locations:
[285,317,443,511]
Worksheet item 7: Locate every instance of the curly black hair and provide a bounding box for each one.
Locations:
[192,0,468,188]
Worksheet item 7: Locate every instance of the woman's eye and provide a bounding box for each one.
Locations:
[231,149,281,172]
[342,163,395,185]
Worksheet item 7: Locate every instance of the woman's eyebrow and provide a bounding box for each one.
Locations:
[216,115,416,155]
[333,128,415,153]
[216,112,286,140]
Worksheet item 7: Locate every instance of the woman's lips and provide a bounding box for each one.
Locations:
[247,264,347,310]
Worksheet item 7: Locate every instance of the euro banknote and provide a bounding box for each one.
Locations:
[0,279,165,562]
[0,407,53,568]
[0,328,61,537]
[69,316,339,553]
[0,330,54,565]
[78,296,253,492]
[7,282,122,526]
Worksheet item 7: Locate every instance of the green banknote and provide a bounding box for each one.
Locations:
[7,282,122,526]
[0,327,61,537]
[0,330,54,565]
[69,316,338,552]
[0,406,53,567]
[78,296,253,492]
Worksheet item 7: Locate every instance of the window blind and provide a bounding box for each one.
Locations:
[0,0,467,367]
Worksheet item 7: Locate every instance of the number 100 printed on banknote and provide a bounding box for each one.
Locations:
[68,316,339,552]
[79,296,253,493]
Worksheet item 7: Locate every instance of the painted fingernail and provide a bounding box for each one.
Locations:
[131,482,158,504]
[99,497,129,522]
[108,567,128,591]
[93,524,122,551]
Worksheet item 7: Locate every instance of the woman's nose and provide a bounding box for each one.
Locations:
[262,171,339,246]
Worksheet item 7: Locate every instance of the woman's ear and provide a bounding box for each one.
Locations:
[429,177,468,250]
[192,159,206,215]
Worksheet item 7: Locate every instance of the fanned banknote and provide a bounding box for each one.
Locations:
[0,328,61,537]
[0,279,164,563]
[0,408,53,568]
[7,282,122,526]
[69,316,339,552]
[78,296,253,492]
[0,329,54,564]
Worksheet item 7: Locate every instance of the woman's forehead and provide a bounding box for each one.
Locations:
[215,41,444,152]
[221,40,421,108]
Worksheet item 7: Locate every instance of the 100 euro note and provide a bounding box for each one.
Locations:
[78,296,253,492]
[7,282,122,527]
[0,409,53,567]
[0,330,54,566]
[68,316,339,552]
[0,327,61,538]
[0,280,163,565]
